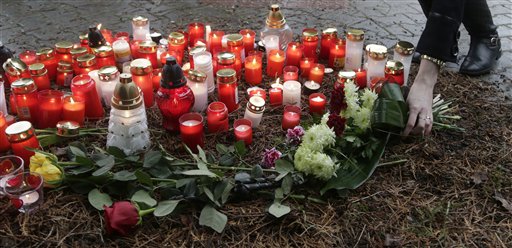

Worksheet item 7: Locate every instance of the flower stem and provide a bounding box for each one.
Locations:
[139,208,156,217]
[209,165,277,173]
[377,159,408,167]
[150,178,178,183]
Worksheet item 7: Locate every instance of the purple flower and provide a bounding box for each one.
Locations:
[262,148,282,169]
[286,126,305,145]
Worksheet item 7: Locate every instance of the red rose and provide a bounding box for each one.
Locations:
[103,201,140,236]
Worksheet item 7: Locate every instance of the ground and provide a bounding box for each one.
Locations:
[0,0,511,247]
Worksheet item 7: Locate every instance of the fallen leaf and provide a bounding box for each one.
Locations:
[494,193,512,214]
[471,172,488,185]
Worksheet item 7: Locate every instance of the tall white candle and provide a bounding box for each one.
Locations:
[393,41,415,86]
[365,44,388,87]
[193,51,215,93]
[283,80,301,107]
[0,80,7,115]
[187,70,208,112]
[264,35,279,56]
[243,96,265,127]
[132,16,150,41]
[112,40,132,65]
[344,29,365,71]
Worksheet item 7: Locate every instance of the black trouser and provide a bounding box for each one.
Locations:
[416,0,497,63]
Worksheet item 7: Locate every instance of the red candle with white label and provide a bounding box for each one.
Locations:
[328,39,346,69]
[11,78,38,124]
[179,113,204,153]
[207,102,229,133]
[266,50,285,78]
[234,118,253,145]
[282,105,301,130]
[62,95,85,126]
[355,68,367,88]
[309,64,325,84]
[70,75,104,119]
[308,93,326,115]
[19,50,37,66]
[244,55,262,85]
[300,57,313,78]
[286,42,303,67]
[283,65,299,81]
[217,69,239,113]
[247,87,266,101]
[239,29,255,56]
[188,23,205,48]
[37,90,63,128]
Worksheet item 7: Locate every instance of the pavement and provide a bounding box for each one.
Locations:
[1,0,511,96]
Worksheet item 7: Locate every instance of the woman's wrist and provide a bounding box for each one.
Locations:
[415,59,440,88]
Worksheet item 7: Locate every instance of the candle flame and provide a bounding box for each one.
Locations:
[246,33,251,38]
[69,97,75,104]
[97,23,102,30]
[252,58,257,64]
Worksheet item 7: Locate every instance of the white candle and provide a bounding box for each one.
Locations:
[205,25,212,50]
[243,96,265,128]
[0,81,7,115]
[112,40,132,65]
[264,35,279,56]
[282,80,302,107]
[187,71,208,112]
[193,51,215,93]
[344,29,365,71]
[365,44,387,87]
[21,191,39,205]
[393,41,415,86]
[88,70,102,99]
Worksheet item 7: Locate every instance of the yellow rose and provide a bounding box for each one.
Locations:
[29,152,63,187]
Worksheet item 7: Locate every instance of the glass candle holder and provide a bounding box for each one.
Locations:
[208,31,224,53]
[179,112,204,153]
[98,66,120,108]
[138,41,158,68]
[132,16,150,41]
[0,155,24,195]
[3,172,44,213]
[283,65,299,81]
[299,57,314,78]
[263,35,279,57]
[193,51,215,94]
[234,118,253,145]
[55,41,73,63]
[36,48,58,81]
[18,50,37,66]
[393,41,415,86]
[239,29,255,56]
[244,55,262,86]
[266,49,285,78]
[0,113,10,152]
[130,59,154,107]
[112,39,132,68]
[328,39,346,69]
[354,68,367,88]
[216,69,239,113]
[216,52,237,77]
[320,28,338,60]
[226,34,245,65]
[366,44,388,87]
[309,93,326,115]
[93,45,116,69]
[70,47,88,75]
[186,70,208,112]
[11,78,38,123]
[285,42,303,67]
[247,86,266,101]
[207,102,228,133]
[28,63,51,90]
[260,4,293,50]
[282,80,301,107]
[37,90,64,128]
[62,95,86,126]
[282,105,301,130]
[71,74,104,119]
[5,121,40,165]
[168,32,186,62]
[188,22,205,48]
[309,64,325,84]
[269,84,283,106]
[385,60,405,86]
[345,29,365,71]
[56,61,74,87]
[152,68,162,90]
[3,58,30,86]
[76,54,98,75]
[301,28,319,61]
[243,96,265,128]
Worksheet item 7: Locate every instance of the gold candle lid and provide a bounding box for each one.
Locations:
[302,28,319,41]
[130,59,153,75]
[36,47,55,60]
[366,44,388,60]
[92,45,114,57]
[55,41,74,53]
[187,69,207,83]
[217,52,235,64]
[337,71,356,84]
[247,96,265,114]
[189,45,207,56]
[322,28,338,38]
[11,78,37,94]
[70,47,88,56]
[168,32,186,45]
[132,16,149,26]
[5,121,35,142]
[56,121,80,137]
[77,54,97,67]
[111,73,143,110]
[226,34,243,46]
[3,58,27,76]
[98,66,119,81]
[346,29,365,41]
[57,61,73,71]
[385,60,404,75]
[394,41,415,56]
[266,4,286,29]
[216,68,237,84]
[29,63,47,76]
[138,41,157,53]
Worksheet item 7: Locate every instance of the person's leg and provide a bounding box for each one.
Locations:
[459,0,501,75]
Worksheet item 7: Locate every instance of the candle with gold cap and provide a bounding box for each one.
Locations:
[320,28,337,60]
[55,41,73,63]
[5,121,40,166]
[130,59,154,107]
[28,63,51,90]
[260,4,293,50]
[344,29,365,71]
[11,78,38,123]
[138,41,158,68]
[93,45,116,68]
[3,58,30,86]
[36,48,58,81]
[132,16,150,41]
[393,41,415,86]
[302,28,319,61]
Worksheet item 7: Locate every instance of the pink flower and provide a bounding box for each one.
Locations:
[262,148,282,169]
[286,126,305,145]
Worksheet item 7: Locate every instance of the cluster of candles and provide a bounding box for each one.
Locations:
[0,4,416,158]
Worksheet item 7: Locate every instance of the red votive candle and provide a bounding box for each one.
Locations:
[55,41,74,63]
[188,22,205,48]
[282,105,301,130]
[18,50,37,66]
[384,60,405,86]
[138,41,159,69]
[76,54,98,75]
[56,61,74,87]
[168,32,187,63]
[11,78,38,124]
[300,57,314,78]
[179,112,204,153]
[355,68,367,88]
[286,42,303,67]
[309,64,325,84]
[0,112,10,152]
[244,55,262,86]
[36,48,58,81]
[267,49,285,78]
[28,63,51,91]
[5,121,40,166]
[308,93,326,115]
[152,68,162,90]
[320,28,338,60]
[130,59,154,107]
[283,65,299,81]
[209,31,224,52]
[37,90,63,129]
[302,28,319,61]
[130,40,142,59]
[62,95,85,126]
[70,47,88,75]
[70,75,104,119]
[247,87,266,101]
[328,39,346,69]
[207,102,229,133]
[234,118,253,145]
[93,46,116,69]
[217,69,239,113]
[269,87,283,106]
[239,29,255,56]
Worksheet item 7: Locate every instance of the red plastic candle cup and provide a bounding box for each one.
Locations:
[130,59,154,107]
[355,68,367,88]
[217,69,239,113]
[62,95,85,126]
[56,61,74,87]
[266,49,285,78]
[308,93,326,115]
[188,22,205,48]
[19,50,37,66]
[152,68,162,90]
[247,87,266,101]
[239,29,255,56]
[300,57,314,78]
[248,50,263,59]
[269,87,283,106]
[76,54,98,75]
[384,60,405,86]
[285,42,303,67]
[309,64,325,84]
[244,55,262,86]
[36,48,58,81]
[70,75,104,119]
[208,31,224,52]
[138,41,159,69]
[179,112,205,153]
[70,47,88,75]
[28,63,51,90]
[130,40,141,59]
[37,90,64,129]
[282,105,301,130]
[94,46,117,69]
[207,102,229,133]
[320,28,338,60]
[234,118,253,145]
[55,41,74,63]
[5,121,40,166]
[11,78,38,123]
[301,28,319,61]
[0,113,10,152]
[115,31,130,41]
[283,65,299,82]
[168,32,187,62]
[328,39,346,69]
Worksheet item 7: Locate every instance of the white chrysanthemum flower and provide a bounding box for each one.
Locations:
[353,107,372,131]
[294,146,337,180]
[361,88,378,109]
[321,112,330,125]
[301,124,336,152]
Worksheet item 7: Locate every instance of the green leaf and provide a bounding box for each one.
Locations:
[199,205,227,233]
[148,164,172,179]
[234,141,247,156]
[198,146,208,163]
[66,165,94,175]
[251,165,263,178]
[275,160,294,174]
[88,189,113,211]
[91,162,114,176]
[135,170,153,187]
[176,178,194,188]
[131,190,157,207]
[203,187,219,206]
[113,170,137,181]
[214,179,234,205]
[181,169,218,178]
[125,155,140,162]
[154,200,181,217]
[75,156,95,167]
[281,175,293,195]
[143,150,162,168]
[268,202,291,218]
[70,146,86,158]
[92,154,115,168]
[38,134,59,147]
[274,188,284,200]
[215,144,229,155]
[219,154,236,166]
[107,146,126,158]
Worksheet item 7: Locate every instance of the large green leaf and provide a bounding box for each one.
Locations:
[371,83,408,131]
[181,169,218,178]
[88,189,113,210]
[199,205,227,233]
[268,202,291,218]
[143,150,162,168]
[131,190,157,207]
[154,200,181,217]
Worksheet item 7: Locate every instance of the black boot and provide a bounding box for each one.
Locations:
[459,0,501,76]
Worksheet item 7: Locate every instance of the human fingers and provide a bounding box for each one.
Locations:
[424,114,433,136]
[411,114,427,136]
[403,108,419,136]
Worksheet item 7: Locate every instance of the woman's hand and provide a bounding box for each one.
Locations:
[403,59,439,136]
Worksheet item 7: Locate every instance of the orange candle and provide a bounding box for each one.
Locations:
[300,57,314,78]
[328,39,346,69]
[62,95,86,126]
[244,55,262,85]
[266,50,285,78]
[285,42,303,67]
[239,29,255,56]
[309,64,325,84]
